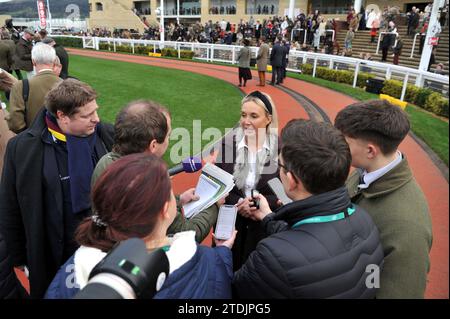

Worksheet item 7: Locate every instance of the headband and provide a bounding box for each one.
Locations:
[248,91,273,115]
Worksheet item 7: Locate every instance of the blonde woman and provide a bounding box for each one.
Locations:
[216,91,280,270]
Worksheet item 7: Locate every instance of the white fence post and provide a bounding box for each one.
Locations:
[232,46,236,64]
[131,41,135,54]
[386,67,391,80]
[400,73,410,101]
[313,57,318,77]
[353,62,360,88]
[178,43,181,59]
[113,38,116,52]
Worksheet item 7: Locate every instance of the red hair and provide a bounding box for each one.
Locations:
[75,153,171,251]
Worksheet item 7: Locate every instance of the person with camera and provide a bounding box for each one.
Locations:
[233,119,384,298]
[215,91,279,271]
[45,153,236,299]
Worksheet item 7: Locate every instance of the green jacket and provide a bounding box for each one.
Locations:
[92,152,218,243]
[346,156,432,299]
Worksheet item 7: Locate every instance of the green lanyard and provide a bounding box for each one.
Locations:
[291,206,356,229]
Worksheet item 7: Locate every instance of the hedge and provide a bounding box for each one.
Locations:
[300,64,374,88]
[52,37,83,48]
[382,79,448,118]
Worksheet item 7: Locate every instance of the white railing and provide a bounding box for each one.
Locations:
[410,32,423,58]
[290,28,336,44]
[52,35,449,101]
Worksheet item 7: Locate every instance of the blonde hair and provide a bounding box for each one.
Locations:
[233,92,279,190]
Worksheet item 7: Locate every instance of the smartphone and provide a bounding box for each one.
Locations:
[214,204,237,240]
[268,178,293,205]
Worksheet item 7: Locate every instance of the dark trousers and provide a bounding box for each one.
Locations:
[381,47,388,61]
[271,66,282,84]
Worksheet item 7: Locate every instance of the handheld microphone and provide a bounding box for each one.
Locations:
[168,157,202,176]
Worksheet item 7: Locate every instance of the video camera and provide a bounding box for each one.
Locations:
[74,238,170,299]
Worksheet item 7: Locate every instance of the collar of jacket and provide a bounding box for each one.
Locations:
[268,186,351,226]
[348,155,412,199]
[27,107,47,138]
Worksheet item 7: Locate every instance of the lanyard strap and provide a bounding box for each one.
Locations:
[291,206,356,229]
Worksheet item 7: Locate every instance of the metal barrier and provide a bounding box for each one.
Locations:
[290,28,308,43]
[52,35,449,101]
[410,32,423,58]
[290,28,335,44]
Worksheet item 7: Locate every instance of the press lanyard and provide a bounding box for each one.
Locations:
[291,206,356,229]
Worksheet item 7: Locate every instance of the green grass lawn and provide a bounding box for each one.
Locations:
[288,72,449,166]
[69,55,243,166]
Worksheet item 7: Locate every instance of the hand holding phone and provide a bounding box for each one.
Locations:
[267,178,292,205]
[214,205,237,240]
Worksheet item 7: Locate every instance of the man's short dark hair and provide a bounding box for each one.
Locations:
[45,79,97,116]
[112,100,169,156]
[334,99,410,155]
[281,119,351,195]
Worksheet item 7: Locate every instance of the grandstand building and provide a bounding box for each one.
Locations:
[87,0,436,32]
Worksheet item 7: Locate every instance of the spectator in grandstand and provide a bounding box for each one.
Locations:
[392,35,403,65]
[434,63,445,74]
[237,39,252,87]
[344,27,354,52]
[45,153,237,299]
[0,79,114,298]
[256,36,270,86]
[215,91,279,271]
[233,119,384,299]
[7,43,62,133]
[335,99,432,299]
[381,22,396,62]
[407,6,420,37]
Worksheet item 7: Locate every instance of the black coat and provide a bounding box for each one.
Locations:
[0,108,113,298]
[55,44,69,79]
[233,187,384,298]
[270,43,285,67]
[215,134,279,271]
[0,231,28,299]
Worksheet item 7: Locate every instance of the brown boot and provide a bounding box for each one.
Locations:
[261,72,266,86]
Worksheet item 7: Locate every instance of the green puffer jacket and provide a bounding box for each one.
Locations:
[346,156,432,299]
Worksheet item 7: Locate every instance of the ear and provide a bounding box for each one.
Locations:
[367,143,379,159]
[161,201,170,220]
[56,110,68,122]
[286,171,299,192]
[147,139,158,154]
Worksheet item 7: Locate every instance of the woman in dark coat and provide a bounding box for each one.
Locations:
[216,91,279,271]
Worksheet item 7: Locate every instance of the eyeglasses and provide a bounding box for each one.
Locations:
[278,161,288,171]
[278,161,299,183]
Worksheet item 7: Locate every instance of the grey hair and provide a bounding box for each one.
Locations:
[233,92,279,191]
[31,43,56,65]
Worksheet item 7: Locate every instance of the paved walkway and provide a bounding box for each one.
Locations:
[67,49,449,299]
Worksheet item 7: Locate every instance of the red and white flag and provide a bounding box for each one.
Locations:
[37,0,47,29]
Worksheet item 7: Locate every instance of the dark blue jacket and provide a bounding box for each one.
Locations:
[45,245,233,299]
